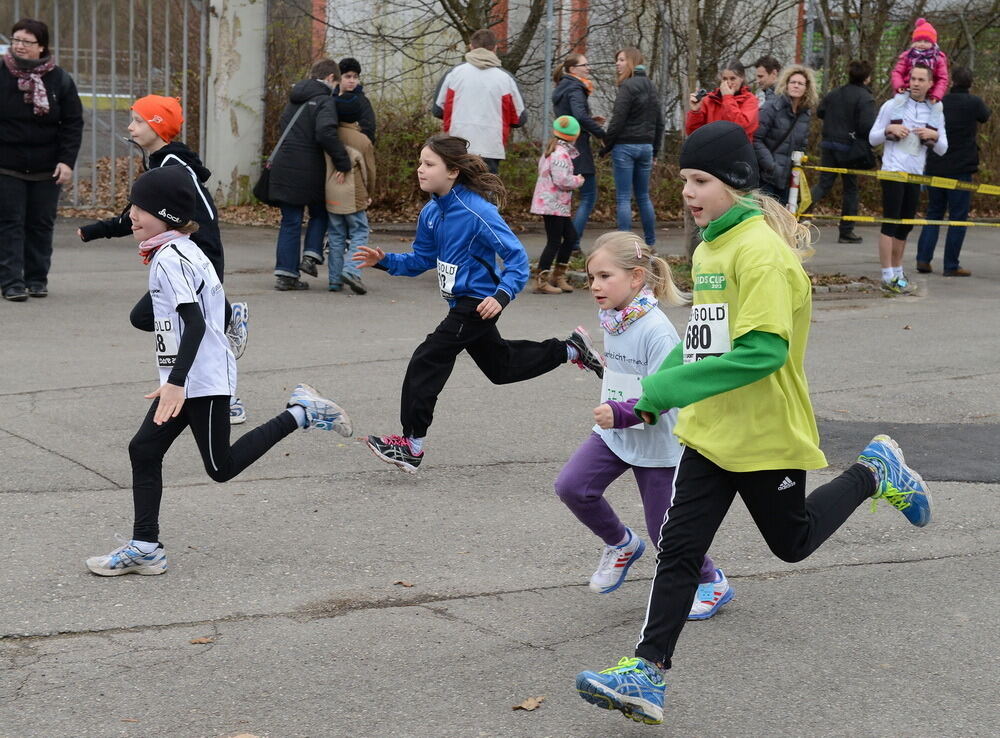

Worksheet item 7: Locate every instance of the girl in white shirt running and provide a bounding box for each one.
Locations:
[85,166,353,577]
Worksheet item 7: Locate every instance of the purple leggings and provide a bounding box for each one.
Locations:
[555,432,717,584]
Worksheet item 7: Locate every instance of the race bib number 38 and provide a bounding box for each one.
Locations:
[683,303,731,364]
[154,317,179,367]
[437,259,458,300]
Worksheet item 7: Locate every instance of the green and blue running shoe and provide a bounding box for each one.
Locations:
[858,434,931,527]
[575,656,665,725]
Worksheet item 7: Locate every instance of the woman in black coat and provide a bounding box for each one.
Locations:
[268,60,351,291]
[552,53,606,249]
[602,47,664,247]
[753,64,817,205]
[0,18,83,301]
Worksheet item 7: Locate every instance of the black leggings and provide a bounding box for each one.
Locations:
[400,297,567,438]
[634,446,876,669]
[880,180,921,240]
[130,291,232,332]
[538,215,578,272]
[129,396,298,541]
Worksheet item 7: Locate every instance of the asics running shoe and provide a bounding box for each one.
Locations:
[86,541,167,576]
[287,384,353,436]
[858,434,932,527]
[576,656,666,725]
[366,434,423,473]
[227,302,249,359]
[567,326,605,379]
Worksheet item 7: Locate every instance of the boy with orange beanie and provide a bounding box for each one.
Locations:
[77,94,251,424]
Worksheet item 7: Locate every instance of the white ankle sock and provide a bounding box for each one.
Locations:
[131,539,159,553]
[881,268,895,282]
[407,436,425,453]
[567,345,579,362]
[893,266,904,279]
[287,405,307,428]
[615,530,631,547]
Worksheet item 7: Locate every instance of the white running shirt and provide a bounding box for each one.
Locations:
[148,236,235,398]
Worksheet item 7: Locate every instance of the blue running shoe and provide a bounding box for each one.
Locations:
[287,383,353,436]
[86,541,167,576]
[576,656,665,725]
[858,435,931,527]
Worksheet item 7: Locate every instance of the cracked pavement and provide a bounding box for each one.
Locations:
[1,219,997,737]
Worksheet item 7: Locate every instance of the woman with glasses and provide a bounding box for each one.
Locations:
[552,54,606,251]
[0,18,83,301]
[601,48,664,247]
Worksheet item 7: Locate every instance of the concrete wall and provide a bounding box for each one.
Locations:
[204,0,269,205]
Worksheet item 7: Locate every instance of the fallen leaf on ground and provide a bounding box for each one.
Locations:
[393,580,414,588]
[903,325,911,330]
[513,696,545,711]
[120,718,139,723]
[189,637,214,644]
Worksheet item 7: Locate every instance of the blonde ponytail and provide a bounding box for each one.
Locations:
[724,186,814,261]
[587,231,690,306]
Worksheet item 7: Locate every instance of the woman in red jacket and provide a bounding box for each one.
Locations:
[685,59,759,141]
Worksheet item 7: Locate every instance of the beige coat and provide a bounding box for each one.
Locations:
[325,122,376,214]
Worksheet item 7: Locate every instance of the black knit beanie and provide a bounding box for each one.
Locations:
[339,57,361,76]
[679,121,759,190]
[130,166,197,226]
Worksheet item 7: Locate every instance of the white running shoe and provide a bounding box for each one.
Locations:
[287,383,353,436]
[86,541,167,576]
[589,528,646,594]
[687,568,734,620]
[229,396,247,425]
[227,301,249,359]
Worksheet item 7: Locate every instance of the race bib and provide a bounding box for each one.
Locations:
[601,370,644,429]
[437,259,458,300]
[683,303,731,364]
[154,316,179,367]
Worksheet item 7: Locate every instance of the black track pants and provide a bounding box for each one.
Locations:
[634,446,876,669]
[129,396,298,541]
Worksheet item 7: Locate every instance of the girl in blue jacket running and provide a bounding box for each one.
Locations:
[354,134,605,472]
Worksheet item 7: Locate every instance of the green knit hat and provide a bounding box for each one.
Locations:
[552,115,581,142]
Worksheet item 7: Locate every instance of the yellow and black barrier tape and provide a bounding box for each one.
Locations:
[801,165,1000,196]
[806,213,1000,228]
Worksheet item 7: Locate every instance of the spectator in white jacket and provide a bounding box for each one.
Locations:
[432,29,526,173]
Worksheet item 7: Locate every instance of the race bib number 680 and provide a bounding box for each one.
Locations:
[683,303,731,363]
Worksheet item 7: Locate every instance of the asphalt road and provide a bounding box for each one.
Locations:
[1,218,997,737]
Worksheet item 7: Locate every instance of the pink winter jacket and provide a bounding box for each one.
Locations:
[530,141,584,217]
[891,48,949,101]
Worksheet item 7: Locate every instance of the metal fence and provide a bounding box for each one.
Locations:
[3,0,209,209]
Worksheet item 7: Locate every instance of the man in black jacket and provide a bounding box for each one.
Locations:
[268,59,351,291]
[915,67,991,277]
[808,60,876,243]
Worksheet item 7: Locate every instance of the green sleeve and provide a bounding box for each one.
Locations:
[634,330,788,425]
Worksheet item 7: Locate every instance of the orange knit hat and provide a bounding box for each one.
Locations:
[131,95,184,143]
[912,17,937,44]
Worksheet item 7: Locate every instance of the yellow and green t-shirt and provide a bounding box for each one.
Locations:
[674,214,826,472]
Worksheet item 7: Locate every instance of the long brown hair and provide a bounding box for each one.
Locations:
[553,52,585,84]
[615,47,644,84]
[423,134,507,208]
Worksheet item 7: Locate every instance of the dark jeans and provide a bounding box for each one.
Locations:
[400,297,567,438]
[809,148,860,236]
[880,180,921,240]
[571,173,598,249]
[482,158,500,175]
[129,396,298,541]
[274,202,327,277]
[634,446,875,669]
[611,143,656,245]
[539,215,577,272]
[916,175,973,271]
[0,174,61,291]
